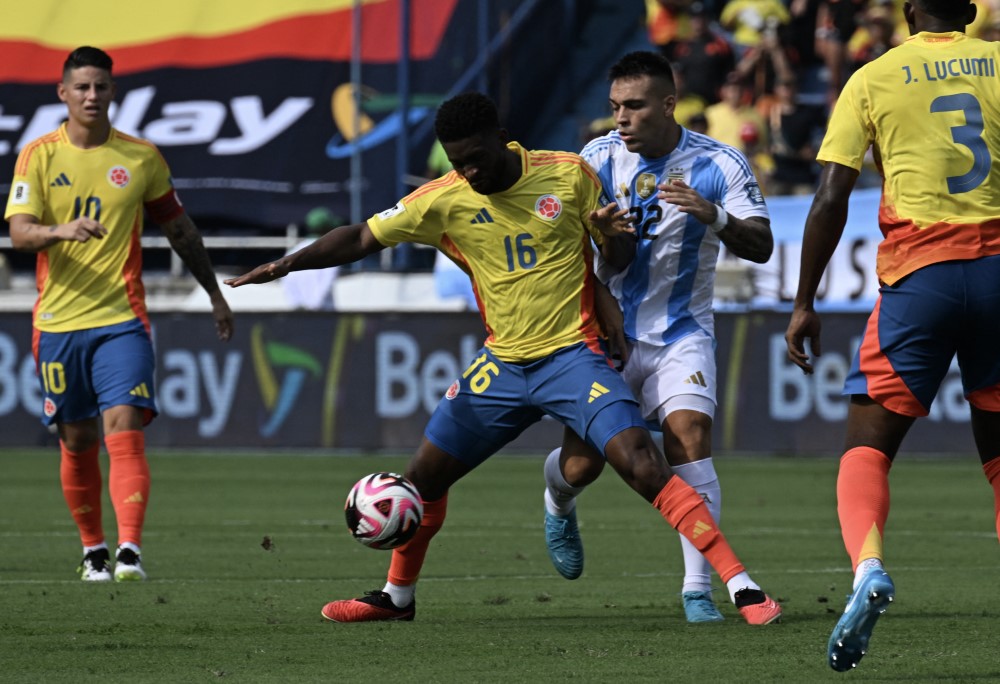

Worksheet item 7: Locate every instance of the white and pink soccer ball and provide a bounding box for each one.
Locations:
[344,472,423,549]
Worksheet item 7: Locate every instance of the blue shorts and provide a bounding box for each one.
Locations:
[425,342,645,467]
[844,256,1000,417]
[34,318,158,426]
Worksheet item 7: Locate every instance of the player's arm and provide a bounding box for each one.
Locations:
[159,211,234,341]
[784,162,858,374]
[225,221,385,287]
[658,179,773,263]
[7,213,107,252]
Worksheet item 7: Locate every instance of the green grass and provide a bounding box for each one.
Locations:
[2,450,998,683]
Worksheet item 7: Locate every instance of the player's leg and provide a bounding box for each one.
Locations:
[323,347,541,622]
[542,428,603,579]
[598,422,780,623]
[958,253,1000,543]
[37,327,111,581]
[58,419,111,581]
[972,407,1000,542]
[661,405,725,622]
[91,320,158,582]
[322,438,472,622]
[829,267,956,671]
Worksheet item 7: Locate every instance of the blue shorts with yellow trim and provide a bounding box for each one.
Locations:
[426,341,644,467]
[844,255,1000,417]
[34,318,158,426]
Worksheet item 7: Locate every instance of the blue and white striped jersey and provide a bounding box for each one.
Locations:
[581,127,768,345]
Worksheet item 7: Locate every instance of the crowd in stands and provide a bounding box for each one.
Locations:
[633,0,1000,196]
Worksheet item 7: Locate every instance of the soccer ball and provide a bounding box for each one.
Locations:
[344,472,423,549]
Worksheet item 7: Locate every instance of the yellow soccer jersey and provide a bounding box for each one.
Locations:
[819,32,1000,285]
[369,142,605,363]
[5,124,181,332]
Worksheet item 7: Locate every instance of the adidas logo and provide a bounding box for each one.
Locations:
[129,383,150,398]
[72,504,93,515]
[124,491,145,504]
[588,382,609,404]
[691,520,713,539]
[683,371,708,388]
[469,208,494,224]
[49,172,71,187]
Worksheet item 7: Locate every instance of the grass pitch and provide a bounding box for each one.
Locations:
[2,450,998,683]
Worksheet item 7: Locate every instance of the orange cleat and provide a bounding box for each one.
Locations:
[734,588,782,625]
[321,590,415,622]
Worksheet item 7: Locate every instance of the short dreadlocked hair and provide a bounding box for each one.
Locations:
[434,92,500,143]
[63,46,113,79]
[914,0,971,20]
[608,51,675,89]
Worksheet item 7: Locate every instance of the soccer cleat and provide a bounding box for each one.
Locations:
[78,548,112,582]
[734,588,782,625]
[321,590,415,622]
[828,568,895,672]
[114,547,147,582]
[682,590,725,623]
[544,508,584,580]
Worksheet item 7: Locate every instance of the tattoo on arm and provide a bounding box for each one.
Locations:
[161,213,221,294]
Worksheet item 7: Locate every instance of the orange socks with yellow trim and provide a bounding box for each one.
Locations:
[983,456,1000,542]
[652,475,744,583]
[837,446,892,570]
[60,441,104,548]
[387,494,448,588]
[105,430,150,547]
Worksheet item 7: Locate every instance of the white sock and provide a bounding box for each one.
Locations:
[853,558,884,590]
[383,581,415,607]
[726,573,761,604]
[543,448,585,516]
[83,542,108,555]
[673,458,722,593]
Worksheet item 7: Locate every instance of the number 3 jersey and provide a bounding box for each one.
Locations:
[581,127,768,346]
[5,124,183,333]
[818,31,1000,286]
[368,141,605,363]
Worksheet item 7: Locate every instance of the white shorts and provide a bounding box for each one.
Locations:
[620,332,717,424]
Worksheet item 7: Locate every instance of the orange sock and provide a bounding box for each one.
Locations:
[60,441,104,547]
[105,430,150,547]
[652,476,744,583]
[982,456,1000,543]
[387,494,447,586]
[837,446,892,570]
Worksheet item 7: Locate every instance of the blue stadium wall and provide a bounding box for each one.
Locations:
[0,312,976,453]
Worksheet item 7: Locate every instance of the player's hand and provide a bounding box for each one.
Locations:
[658,179,716,224]
[60,217,108,242]
[589,203,635,238]
[224,259,290,287]
[785,307,822,375]
[209,291,234,342]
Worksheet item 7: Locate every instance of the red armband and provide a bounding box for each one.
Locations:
[144,188,184,224]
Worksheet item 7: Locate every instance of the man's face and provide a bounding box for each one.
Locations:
[442,131,509,195]
[609,75,675,157]
[58,66,115,127]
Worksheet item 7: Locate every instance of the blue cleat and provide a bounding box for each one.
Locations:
[828,568,895,672]
[544,508,584,580]
[682,590,725,623]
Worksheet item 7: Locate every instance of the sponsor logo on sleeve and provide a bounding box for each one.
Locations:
[377,202,405,220]
[744,182,765,205]
[11,181,30,204]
